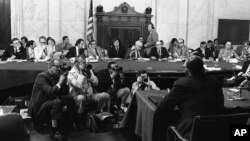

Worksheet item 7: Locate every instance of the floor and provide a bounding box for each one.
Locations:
[29,126,139,141]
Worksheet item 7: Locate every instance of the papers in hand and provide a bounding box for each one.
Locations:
[86,58,99,63]
[229,58,239,63]
[229,88,240,92]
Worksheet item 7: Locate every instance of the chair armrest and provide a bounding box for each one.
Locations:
[167,126,189,141]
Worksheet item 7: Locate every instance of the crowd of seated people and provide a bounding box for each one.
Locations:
[2,33,250,63]
[2,33,250,140]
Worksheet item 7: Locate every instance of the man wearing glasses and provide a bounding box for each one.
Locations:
[34,36,50,61]
[28,59,75,140]
[218,40,240,61]
[1,38,26,61]
[169,38,190,59]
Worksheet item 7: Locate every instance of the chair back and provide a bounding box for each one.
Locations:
[190,113,250,141]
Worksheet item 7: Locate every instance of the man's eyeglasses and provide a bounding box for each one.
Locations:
[178,42,184,44]
[52,65,62,69]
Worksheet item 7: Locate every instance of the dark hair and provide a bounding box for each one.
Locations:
[160,40,164,45]
[26,40,35,47]
[21,36,28,43]
[137,70,147,76]
[62,36,68,41]
[207,40,213,44]
[108,61,117,69]
[39,36,46,41]
[243,41,250,45]
[170,38,178,44]
[185,55,204,75]
[179,38,185,43]
[224,40,231,45]
[200,41,206,45]
[75,39,84,46]
[138,36,143,40]
[47,37,56,45]
[148,23,155,29]
[11,38,20,44]
[214,38,219,43]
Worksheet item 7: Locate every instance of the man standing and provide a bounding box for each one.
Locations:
[144,23,159,57]
[153,56,225,141]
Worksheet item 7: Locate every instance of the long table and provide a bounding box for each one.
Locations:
[121,89,250,141]
[0,59,241,91]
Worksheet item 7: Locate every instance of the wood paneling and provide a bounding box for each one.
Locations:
[0,0,11,49]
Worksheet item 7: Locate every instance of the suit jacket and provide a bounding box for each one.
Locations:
[154,75,224,140]
[96,69,125,94]
[146,29,158,48]
[1,46,26,61]
[193,47,215,59]
[149,47,169,58]
[108,45,126,58]
[65,46,86,59]
[126,48,145,58]
[28,71,60,119]
[168,45,190,58]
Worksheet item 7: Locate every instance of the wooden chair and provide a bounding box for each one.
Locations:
[167,113,250,141]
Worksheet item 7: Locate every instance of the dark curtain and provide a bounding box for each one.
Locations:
[0,0,11,50]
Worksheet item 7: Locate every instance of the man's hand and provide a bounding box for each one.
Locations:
[58,74,67,86]
[9,55,16,60]
[110,71,118,79]
[74,95,85,101]
[151,56,156,60]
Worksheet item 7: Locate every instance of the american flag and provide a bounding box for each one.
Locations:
[87,0,94,41]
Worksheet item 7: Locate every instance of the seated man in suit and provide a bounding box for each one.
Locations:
[57,36,73,51]
[28,59,76,140]
[149,41,170,59]
[131,70,159,95]
[127,38,144,59]
[154,55,225,141]
[235,41,250,61]
[192,41,214,60]
[67,55,111,114]
[66,39,87,59]
[1,38,26,61]
[97,61,131,112]
[218,40,240,61]
[108,39,126,58]
[87,40,108,59]
[169,38,190,59]
[34,36,51,61]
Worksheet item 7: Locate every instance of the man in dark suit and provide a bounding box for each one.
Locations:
[108,39,126,58]
[149,41,169,59]
[28,59,76,140]
[153,55,225,141]
[97,61,131,111]
[1,38,26,61]
[192,41,215,59]
[65,39,86,59]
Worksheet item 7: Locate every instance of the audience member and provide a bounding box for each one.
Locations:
[153,55,225,141]
[1,38,26,61]
[87,40,108,59]
[66,39,86,59]
[149,40,170,59]
[21,36,28,48]
[97,61,131,111]
[213,38,221,59]
[218,40,240,61]
[131,70,159,95]
[57,36,73,50]
[67,55,111,114]
[144,23,159,56]
[26,40,36,59]
[28,59,76,140]
[108,39,126,58]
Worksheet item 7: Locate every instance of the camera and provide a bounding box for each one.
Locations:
[82,64,93,78]
[60,64,71,75]
[142,77,149,83]
[112,66,123,72]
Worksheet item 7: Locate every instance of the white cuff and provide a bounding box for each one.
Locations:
[57,84,61,89]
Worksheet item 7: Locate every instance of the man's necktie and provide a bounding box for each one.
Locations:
[95,48,99,56]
